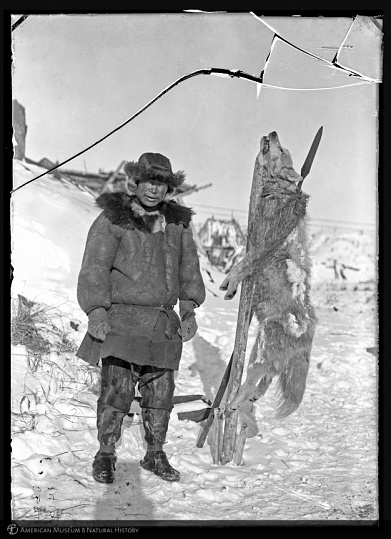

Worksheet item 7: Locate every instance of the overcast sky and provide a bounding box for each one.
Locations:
[11,13,382,228]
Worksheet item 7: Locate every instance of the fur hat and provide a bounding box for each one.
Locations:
[124,153,185,192]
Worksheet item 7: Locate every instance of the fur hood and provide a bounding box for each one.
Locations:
[96,192,194,232]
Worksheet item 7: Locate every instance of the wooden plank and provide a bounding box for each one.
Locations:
[172,394,206,404]
[233,423,249,466]
[133,394,206,405]
[217,409,224,463]
[177,194,208,256]
[177,408,210,422]
[212,408,221,464]
[100,160,126,194]
[220,289,253,464]
[220,152,265,465]
[12,100,27,160]
[196,353,233,448]
[176,183,212,198]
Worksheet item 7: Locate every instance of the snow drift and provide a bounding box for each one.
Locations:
[11,160,378,522]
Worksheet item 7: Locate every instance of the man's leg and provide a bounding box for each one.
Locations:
[93,356,134,483]
[138,366,180,482]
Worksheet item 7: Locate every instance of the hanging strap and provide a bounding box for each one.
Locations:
[137,368,170,390]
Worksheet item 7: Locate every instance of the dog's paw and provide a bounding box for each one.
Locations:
[219,277,229,291]
[219,276,238,300]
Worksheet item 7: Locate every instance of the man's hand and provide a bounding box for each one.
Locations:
[88,307,111,341]
[178,300,198,342]
[179,318,198,342]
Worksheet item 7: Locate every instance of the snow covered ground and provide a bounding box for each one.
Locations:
[10,160,378,523]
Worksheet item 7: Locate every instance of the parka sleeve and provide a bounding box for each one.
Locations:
[179,226,206,307]
[77,212,120,315]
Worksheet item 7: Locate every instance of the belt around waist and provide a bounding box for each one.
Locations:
[140,304,175,311]
[112,303,175,311]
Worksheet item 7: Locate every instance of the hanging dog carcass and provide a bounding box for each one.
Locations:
[220,131,317,419]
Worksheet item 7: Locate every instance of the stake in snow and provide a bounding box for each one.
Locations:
[220,131,317,419]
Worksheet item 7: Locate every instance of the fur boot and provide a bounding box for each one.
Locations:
[140,408,180,481]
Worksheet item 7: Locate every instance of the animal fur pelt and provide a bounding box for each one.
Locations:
[124,156,186,190]
[220,131,316,419]
[96,192,194,232]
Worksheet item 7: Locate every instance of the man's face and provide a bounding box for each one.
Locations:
[136,180,168,207]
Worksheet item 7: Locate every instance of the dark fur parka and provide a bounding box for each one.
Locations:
[95,192,194,233]
[76,192,205,370]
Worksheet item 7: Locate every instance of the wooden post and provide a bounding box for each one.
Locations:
[12,100,27,160]
[196,354,233,448]
[220,281,254,464]
[100,160,125,194]
[220,153,266,465]
[212,408,221,464]
[233,423,249,466]
[177,194,208,256]
[217,409,225,463]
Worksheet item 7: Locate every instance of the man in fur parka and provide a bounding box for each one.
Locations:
[76,152,206,483]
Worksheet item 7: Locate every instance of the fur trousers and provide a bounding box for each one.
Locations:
[97,356,175,449]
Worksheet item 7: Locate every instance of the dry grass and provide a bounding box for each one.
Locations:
[11,295,52,371]
[11,294,100,434]
[11,294,79,372]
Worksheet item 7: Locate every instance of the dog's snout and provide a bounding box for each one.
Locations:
[260,136,270,154]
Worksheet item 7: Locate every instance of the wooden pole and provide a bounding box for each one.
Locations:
[12,100,27,161]
[220,291,253,465]
[100,160,125,194]
[217,409,225,463]
[176,183,212,198]
[177,194,208,256]
[196,354,233,448]
[212,408,221,464]
[220,154,265,465]
[233,423,249,466]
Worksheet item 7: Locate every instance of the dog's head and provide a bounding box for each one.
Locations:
[259,132,302,186]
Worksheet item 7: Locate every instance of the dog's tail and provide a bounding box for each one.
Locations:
[274,352,310,419]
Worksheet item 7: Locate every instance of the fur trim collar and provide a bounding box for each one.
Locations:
[96,192,194,232]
